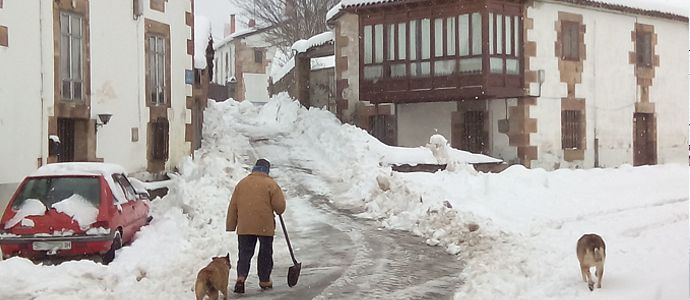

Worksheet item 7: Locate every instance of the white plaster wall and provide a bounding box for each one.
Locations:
[243,73,270,102]
[213,42,232,85]
[647,16,689,165]
[90,1,193,173]
[90,1,147,172]
[396,102,457,147]
[0,1,47,185]
[335,13,360,123]
[488,98,518,163]
[527,1,687,169]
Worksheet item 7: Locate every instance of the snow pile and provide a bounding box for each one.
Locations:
[426,134,450,164]
[193,15,212,69]
[51,195,99,230]
[4,199,46,229]
[198,94,688,299]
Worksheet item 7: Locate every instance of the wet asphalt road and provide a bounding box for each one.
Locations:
[232,139,464,299]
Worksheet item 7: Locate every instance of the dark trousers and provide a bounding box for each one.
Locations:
[237,235,274,282]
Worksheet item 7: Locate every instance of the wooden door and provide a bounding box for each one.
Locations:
[57,118,75,162]
[633,113,656,166]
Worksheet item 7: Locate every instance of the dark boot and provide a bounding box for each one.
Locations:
[259,280,273,290]
[234,279,245,294]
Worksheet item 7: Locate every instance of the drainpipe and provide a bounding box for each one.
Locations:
[39,0,46,166]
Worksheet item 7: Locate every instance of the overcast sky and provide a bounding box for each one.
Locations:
[195,0,245,40]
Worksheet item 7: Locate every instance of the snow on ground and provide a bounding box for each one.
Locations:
[0,93,686,299]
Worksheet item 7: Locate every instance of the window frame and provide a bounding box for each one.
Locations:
[561,21,580,61]
[636,31,652,67]
[147,34,166,105]
[60,11,84,101]
[112,174,138,202]
[254,48,263,64]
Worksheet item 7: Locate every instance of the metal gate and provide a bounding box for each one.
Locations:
[57,118,75,162]
[633,113,656,166]
[462,111,486,154]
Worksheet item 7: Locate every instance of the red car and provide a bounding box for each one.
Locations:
[0,162,151,264]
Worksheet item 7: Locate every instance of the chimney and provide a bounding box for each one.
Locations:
[230,14,236,34]
[248,19,256,28]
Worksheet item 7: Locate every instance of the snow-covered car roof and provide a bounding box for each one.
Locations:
[30,163,129,204]
[31,162,127,177]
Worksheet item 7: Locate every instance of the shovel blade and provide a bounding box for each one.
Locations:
[287,262,301,287]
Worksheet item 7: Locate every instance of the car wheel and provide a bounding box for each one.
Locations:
[102,231,122,265]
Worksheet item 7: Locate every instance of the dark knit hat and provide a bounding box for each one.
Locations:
[255,159,270,168]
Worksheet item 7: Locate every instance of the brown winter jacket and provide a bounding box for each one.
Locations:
[226,172,286,236]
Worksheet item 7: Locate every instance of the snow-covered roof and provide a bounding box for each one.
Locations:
[194,15,212,69]
[214,25,272,50]
[271,56,295,83]
[327,0,687,20]
[291,31,335,53]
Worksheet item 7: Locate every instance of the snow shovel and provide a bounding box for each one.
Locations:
[278,214,301,287]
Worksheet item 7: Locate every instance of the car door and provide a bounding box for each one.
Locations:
[120,175,149,226]
[112,174,139,242]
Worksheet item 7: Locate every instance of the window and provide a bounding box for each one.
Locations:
[254,48,263,64]
[636,31,652,67]
[458,13,483,74]
[148,35,166,105]
[113,174,137,201]
[60,12,83,101]
[410,18,431,77]
[562,110,581,149]
[363,24,384,79]
[0,26,7,47]
[489,13,520,74]
[150,0,165,12]
[13,177,101,209]
[151,118,169,161]
[562,21,579,61]
[386,22,407,78]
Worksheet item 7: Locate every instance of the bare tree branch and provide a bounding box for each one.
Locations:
[231,0,337,48]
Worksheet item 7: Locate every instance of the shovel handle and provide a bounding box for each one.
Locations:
[278,214,299,265]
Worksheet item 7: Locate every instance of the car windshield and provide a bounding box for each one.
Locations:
[12,177,101,210]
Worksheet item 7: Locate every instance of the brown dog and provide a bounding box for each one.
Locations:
[576,234,606,291]
[195,254,231,300]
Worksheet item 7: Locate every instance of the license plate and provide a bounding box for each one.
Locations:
[32,241,72,251]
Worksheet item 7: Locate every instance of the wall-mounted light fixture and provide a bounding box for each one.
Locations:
[95,113,113,132]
